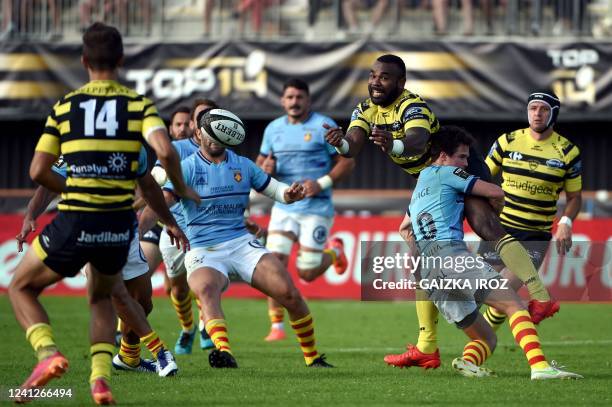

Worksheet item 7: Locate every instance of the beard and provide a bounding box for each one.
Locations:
[369,86,402,107]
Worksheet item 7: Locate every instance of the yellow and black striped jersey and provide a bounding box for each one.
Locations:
[348,89,440,175]
[486,128,582,232]
[35,79,165,212]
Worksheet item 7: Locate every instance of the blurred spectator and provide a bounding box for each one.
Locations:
[432,0,473,35]
[203,0,215,36]
[554,0,588,35]
[234,0,278,36]
[305,0,323,40]
[19,0,61,37]
[1,0,15,39]
[341,0,389,36]
[80,0,128,33]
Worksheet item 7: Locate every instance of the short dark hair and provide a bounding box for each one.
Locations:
[376,54,406,79]
[191,99,219,121]
[82,22,123,71]
[170,106,190,123]
[429,126,475,161]
[282,78,309,95]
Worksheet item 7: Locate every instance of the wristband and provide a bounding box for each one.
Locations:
[334,139,350,155]
[316,175,333,190]
[391,139,404,155]
[559,216,573,228]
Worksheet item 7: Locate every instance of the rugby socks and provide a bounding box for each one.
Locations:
[323,248,338,264]
[509,310,550,370]
[141,331,165,358]
[290,314,319,365]
[206,319,232,355]
[194,293,205,332]
[496,235,550,301]
[463,339,492,366]
[26,323,58,362]
[268,307,285,329]
[90,343,114,384]
[483,306,507,331]
[119,338,140,367]
[415,292,439,354]
[171,292,194,332]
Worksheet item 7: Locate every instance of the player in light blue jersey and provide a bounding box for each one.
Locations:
[142,99,219,355]
[162,108,333,369]
[401,126,581,380]
[257,78,355,341]
[15,150,186,377]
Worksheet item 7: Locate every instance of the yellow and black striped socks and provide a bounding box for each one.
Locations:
[483,306,507,331]
[496,234,550,301]
[205,319,232,354]
[290,314,319,365]
[119,339,140,367]
[141,331,165,358]
[415,292,439,354]
[463,339,492,366]
[509,310,550,370]
[26,323,58,362]
[90,343,114,384]
[171,293,194,332]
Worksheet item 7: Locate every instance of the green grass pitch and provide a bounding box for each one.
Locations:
[1,296,611,406]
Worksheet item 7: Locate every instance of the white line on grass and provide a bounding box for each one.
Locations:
[329,339,612,353]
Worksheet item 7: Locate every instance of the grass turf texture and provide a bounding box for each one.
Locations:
[1,296,610,406]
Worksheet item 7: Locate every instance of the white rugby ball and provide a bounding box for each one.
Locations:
[199,108,246,147]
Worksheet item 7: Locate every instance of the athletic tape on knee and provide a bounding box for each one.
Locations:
[266,233,293,255]
[296,250,324,270]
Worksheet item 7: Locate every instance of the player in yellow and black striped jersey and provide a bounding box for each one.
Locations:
[479,90,582,332]
[7,23,196,404]
[480,90,583,269]
[325,54,557,371]
[348,88,440,175]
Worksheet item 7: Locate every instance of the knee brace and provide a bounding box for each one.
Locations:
[296,250,324,270]
[265,233,293,255]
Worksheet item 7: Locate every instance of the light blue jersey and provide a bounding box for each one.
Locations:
[260,112,338,217]
[52,148,148,178]
[155,137,200,230]
[409,165,478,243]
[164,149,271,248]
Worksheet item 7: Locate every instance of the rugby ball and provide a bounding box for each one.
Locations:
[199,108,246,147]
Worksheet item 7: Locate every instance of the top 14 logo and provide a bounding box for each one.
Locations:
[547,48,598,106]
[125,50,267,99]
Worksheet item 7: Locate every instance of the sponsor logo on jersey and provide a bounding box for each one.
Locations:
[509,151,523,161]
[77,230,130,244]
[546,158,564,168]
[505,179,554,196]
[453,167,470,180]
[487,141,498,158]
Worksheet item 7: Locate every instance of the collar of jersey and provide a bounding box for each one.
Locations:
[87,79,119,86]
[197,150,228,165]
[189,137,199,148]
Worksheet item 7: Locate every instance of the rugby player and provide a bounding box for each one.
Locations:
[257,78,355,341]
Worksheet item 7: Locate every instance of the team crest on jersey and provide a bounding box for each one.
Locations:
[528,160,539,172]
[233,170,242,183]
[304,133,312,142]
[391,121,402,131]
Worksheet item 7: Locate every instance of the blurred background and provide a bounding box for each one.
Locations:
[1,0,611,217]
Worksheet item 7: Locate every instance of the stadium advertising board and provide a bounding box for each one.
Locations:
[1,41,610,121]
[0,215,610,301]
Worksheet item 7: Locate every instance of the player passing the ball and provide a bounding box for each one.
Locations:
[161,108,333,368]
